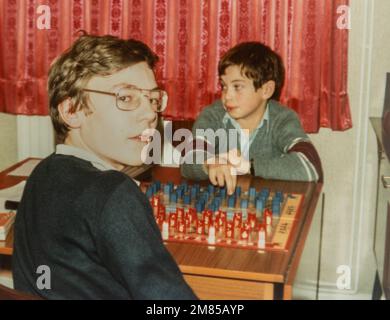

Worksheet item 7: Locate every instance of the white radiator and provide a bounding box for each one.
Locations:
[16,115,54,161]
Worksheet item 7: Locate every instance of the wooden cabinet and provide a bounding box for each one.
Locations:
[371,117,390,299]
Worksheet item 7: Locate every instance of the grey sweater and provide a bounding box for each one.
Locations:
[181,99,320,182]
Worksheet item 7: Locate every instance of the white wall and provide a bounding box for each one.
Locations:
[0,113,17,171]
[295,0,390,299]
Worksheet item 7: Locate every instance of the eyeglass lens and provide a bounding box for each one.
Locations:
[117,87,166,111]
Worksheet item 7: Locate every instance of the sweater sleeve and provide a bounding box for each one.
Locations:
[252,110,321,182]
[95,179,197,300]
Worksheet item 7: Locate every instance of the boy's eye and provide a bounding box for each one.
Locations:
[118,95,133,103]
[150,98,159,106]
[234,84,244,91]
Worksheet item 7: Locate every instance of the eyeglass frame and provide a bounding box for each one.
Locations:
[82,85,168,112]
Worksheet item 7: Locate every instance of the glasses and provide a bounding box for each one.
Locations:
[83,85,168,112]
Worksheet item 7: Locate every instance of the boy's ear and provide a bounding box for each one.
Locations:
[58,98,85,129]
[261,80,276,100]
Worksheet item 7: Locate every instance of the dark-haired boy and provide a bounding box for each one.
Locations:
[181,42,322,194]
[13,34,196,300]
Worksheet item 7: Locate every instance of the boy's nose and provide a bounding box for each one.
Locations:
[223,87,234,101]
[137,98,158,125]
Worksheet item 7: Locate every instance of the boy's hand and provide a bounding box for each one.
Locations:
[205,152,236,195]
[226,149,251,176]
[204,149,251,195]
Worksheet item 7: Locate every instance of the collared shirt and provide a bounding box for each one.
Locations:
[222,103,270,156]
[56,144,117,171]
[55,144,141,185]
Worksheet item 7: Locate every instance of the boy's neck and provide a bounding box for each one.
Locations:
[64,135,125,171]
[236,100,268,134]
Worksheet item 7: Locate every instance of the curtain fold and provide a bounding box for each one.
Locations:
[0,0,351,133]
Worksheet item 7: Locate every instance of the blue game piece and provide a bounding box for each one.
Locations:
[183,194,191,206]
[228,196,235,208]
[240,199,248,209]
[146,187,153,199]
[272,200,281,216]
[275,191,284,202]
[195,202,203,213]
[249,187,256,200]
[256,198,264,212]
[219,187,227,199]
[155,181,161,191]
[164,184,170,195]
[191,186,197,199]
[235,186,241,197]
[260,188,270,198]
[208,184,215,194]
[170,192,177,203]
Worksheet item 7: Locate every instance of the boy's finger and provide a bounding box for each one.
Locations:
[209,169,218,185]
[231,171,237,193]
[216,171,225,187]
[223,168,234,195]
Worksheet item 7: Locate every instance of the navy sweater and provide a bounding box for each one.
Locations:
[12,154,196,300]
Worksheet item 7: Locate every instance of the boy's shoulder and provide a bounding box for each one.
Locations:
[30,154,137,195]
[267,100,303,128]
[195,100,226,126]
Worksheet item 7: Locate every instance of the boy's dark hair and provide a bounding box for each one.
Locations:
[218,42,285,100]
[48,33,158,143]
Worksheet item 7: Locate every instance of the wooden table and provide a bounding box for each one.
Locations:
[0,160,322,300]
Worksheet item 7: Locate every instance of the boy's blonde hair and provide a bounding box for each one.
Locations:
[48,33,158,143]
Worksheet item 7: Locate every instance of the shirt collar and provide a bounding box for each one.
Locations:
[222,102,270,135]
[55,144,117,172]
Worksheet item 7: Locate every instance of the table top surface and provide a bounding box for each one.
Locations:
[0,159,322,284]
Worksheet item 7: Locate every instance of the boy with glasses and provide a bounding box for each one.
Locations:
[12,34,196,300]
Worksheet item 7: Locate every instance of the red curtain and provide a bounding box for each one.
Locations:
[0,0,351,133]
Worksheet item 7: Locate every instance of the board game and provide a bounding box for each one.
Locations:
[141,181,304,252]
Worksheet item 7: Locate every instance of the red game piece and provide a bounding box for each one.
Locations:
[196,220,204,235]
[233,212,242,228]
[225,220,234,239]
[177,219,186,234]
[248,212,257,229]
[177,207,184,220]
[185,213,191,230]
[158,206,166,220]
[240,222,250,241]
[257,224,266,249]
[156,214,164,228]
[264,208,272,226]
[169,213,177,228]
[151,196,160,208]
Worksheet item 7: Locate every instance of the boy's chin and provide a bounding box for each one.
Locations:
[120,157,145,167]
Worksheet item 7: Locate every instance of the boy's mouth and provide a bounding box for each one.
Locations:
[129,133,152,143]
[225,105,238,112]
